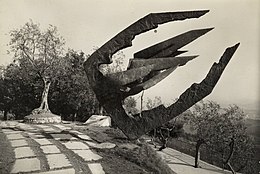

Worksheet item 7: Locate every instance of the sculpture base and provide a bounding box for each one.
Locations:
[24,113,61,124]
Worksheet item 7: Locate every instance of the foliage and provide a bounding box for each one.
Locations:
[49,50,99,121]
[188,100,256,173]
[145,96,162,110]
[7,20,65,112]
[99,50,125,74]
[123,97,139,116]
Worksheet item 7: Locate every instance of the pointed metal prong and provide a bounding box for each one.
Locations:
[106,65,154,86]
[134,28,213,59]
[128,56,198,70]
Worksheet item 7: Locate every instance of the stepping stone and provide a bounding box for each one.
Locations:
[73,150,102,161]
[34,168,75,174]
[69,130,83,135]
[28,133,45,138]
[53,124,71,130]
[77,134,92,141]
[41,145,60,154]
[14,147,36,158]
[1,128,14,132]
[10,139,28,147]
[63,141,89,150]
[17,123,34,130]
[87,142,116,149]
[34,138,52,145]
[36,125,50,129]
[44,128,60,133]
[6,134,24,140]
[2,130,22,134]
[51,134,77,141]
[11,158,40,173]
[88,163,105,174]
[46,154,71,169]
[0,122,8,127]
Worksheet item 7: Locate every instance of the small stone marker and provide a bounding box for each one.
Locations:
[73,150,102,161]
[88,163,105,174]
[63,141,89,150]
[14,147,36,158]
[11,158,40,173]
[40,145,60,154]
[6,133,24,140]
[46,154,71,169]
[10,139,28,147]
[34,138,52,145]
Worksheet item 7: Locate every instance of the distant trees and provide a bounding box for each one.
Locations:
[145,96,185,150]
[188,101,255,173]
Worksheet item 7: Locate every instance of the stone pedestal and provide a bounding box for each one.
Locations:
[24,113,61,124]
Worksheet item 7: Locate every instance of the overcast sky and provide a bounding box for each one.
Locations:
[0,0,259,110]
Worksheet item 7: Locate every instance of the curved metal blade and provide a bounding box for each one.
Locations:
[134,28,213,59]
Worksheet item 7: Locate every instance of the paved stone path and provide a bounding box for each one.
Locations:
[0,121,107,174]
[155,146,237,174]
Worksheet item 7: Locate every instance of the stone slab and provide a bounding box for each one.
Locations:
[6,134,24,140]
[73,150,102,161]
[10,139,28,147]
[87,142,116,149]
[14,147,36,158]
[84,115,111,127]
[53,124,71,130]
[51,134,77,141]
[77,134,92,141]
[2,130,22,134]
[41,145,60,154]
[16,123,34,130]
[34,138,52,145]
[69,130,83,135]
[36,125,50,129]
[88,163,105,174]
[63,141,89,150]
[11,158,40,173]
[44,128,61,133]
[1,128,14,132]
[46,154,71,169]
[35,168,75,174]
[28,133,45,138]
[0,122,8,127]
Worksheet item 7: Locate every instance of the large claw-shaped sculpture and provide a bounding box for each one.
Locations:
[84,10,239,140]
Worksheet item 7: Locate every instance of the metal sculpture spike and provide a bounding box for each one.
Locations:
[84,10,240,140]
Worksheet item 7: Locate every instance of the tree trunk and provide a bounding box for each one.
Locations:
[195,139,205,168]
[225,138,236,174]
[32,77,51,114]
[3,110,8,120]
[40,77,51,111]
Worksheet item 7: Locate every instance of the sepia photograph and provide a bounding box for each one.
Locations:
[0,0,259,173]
